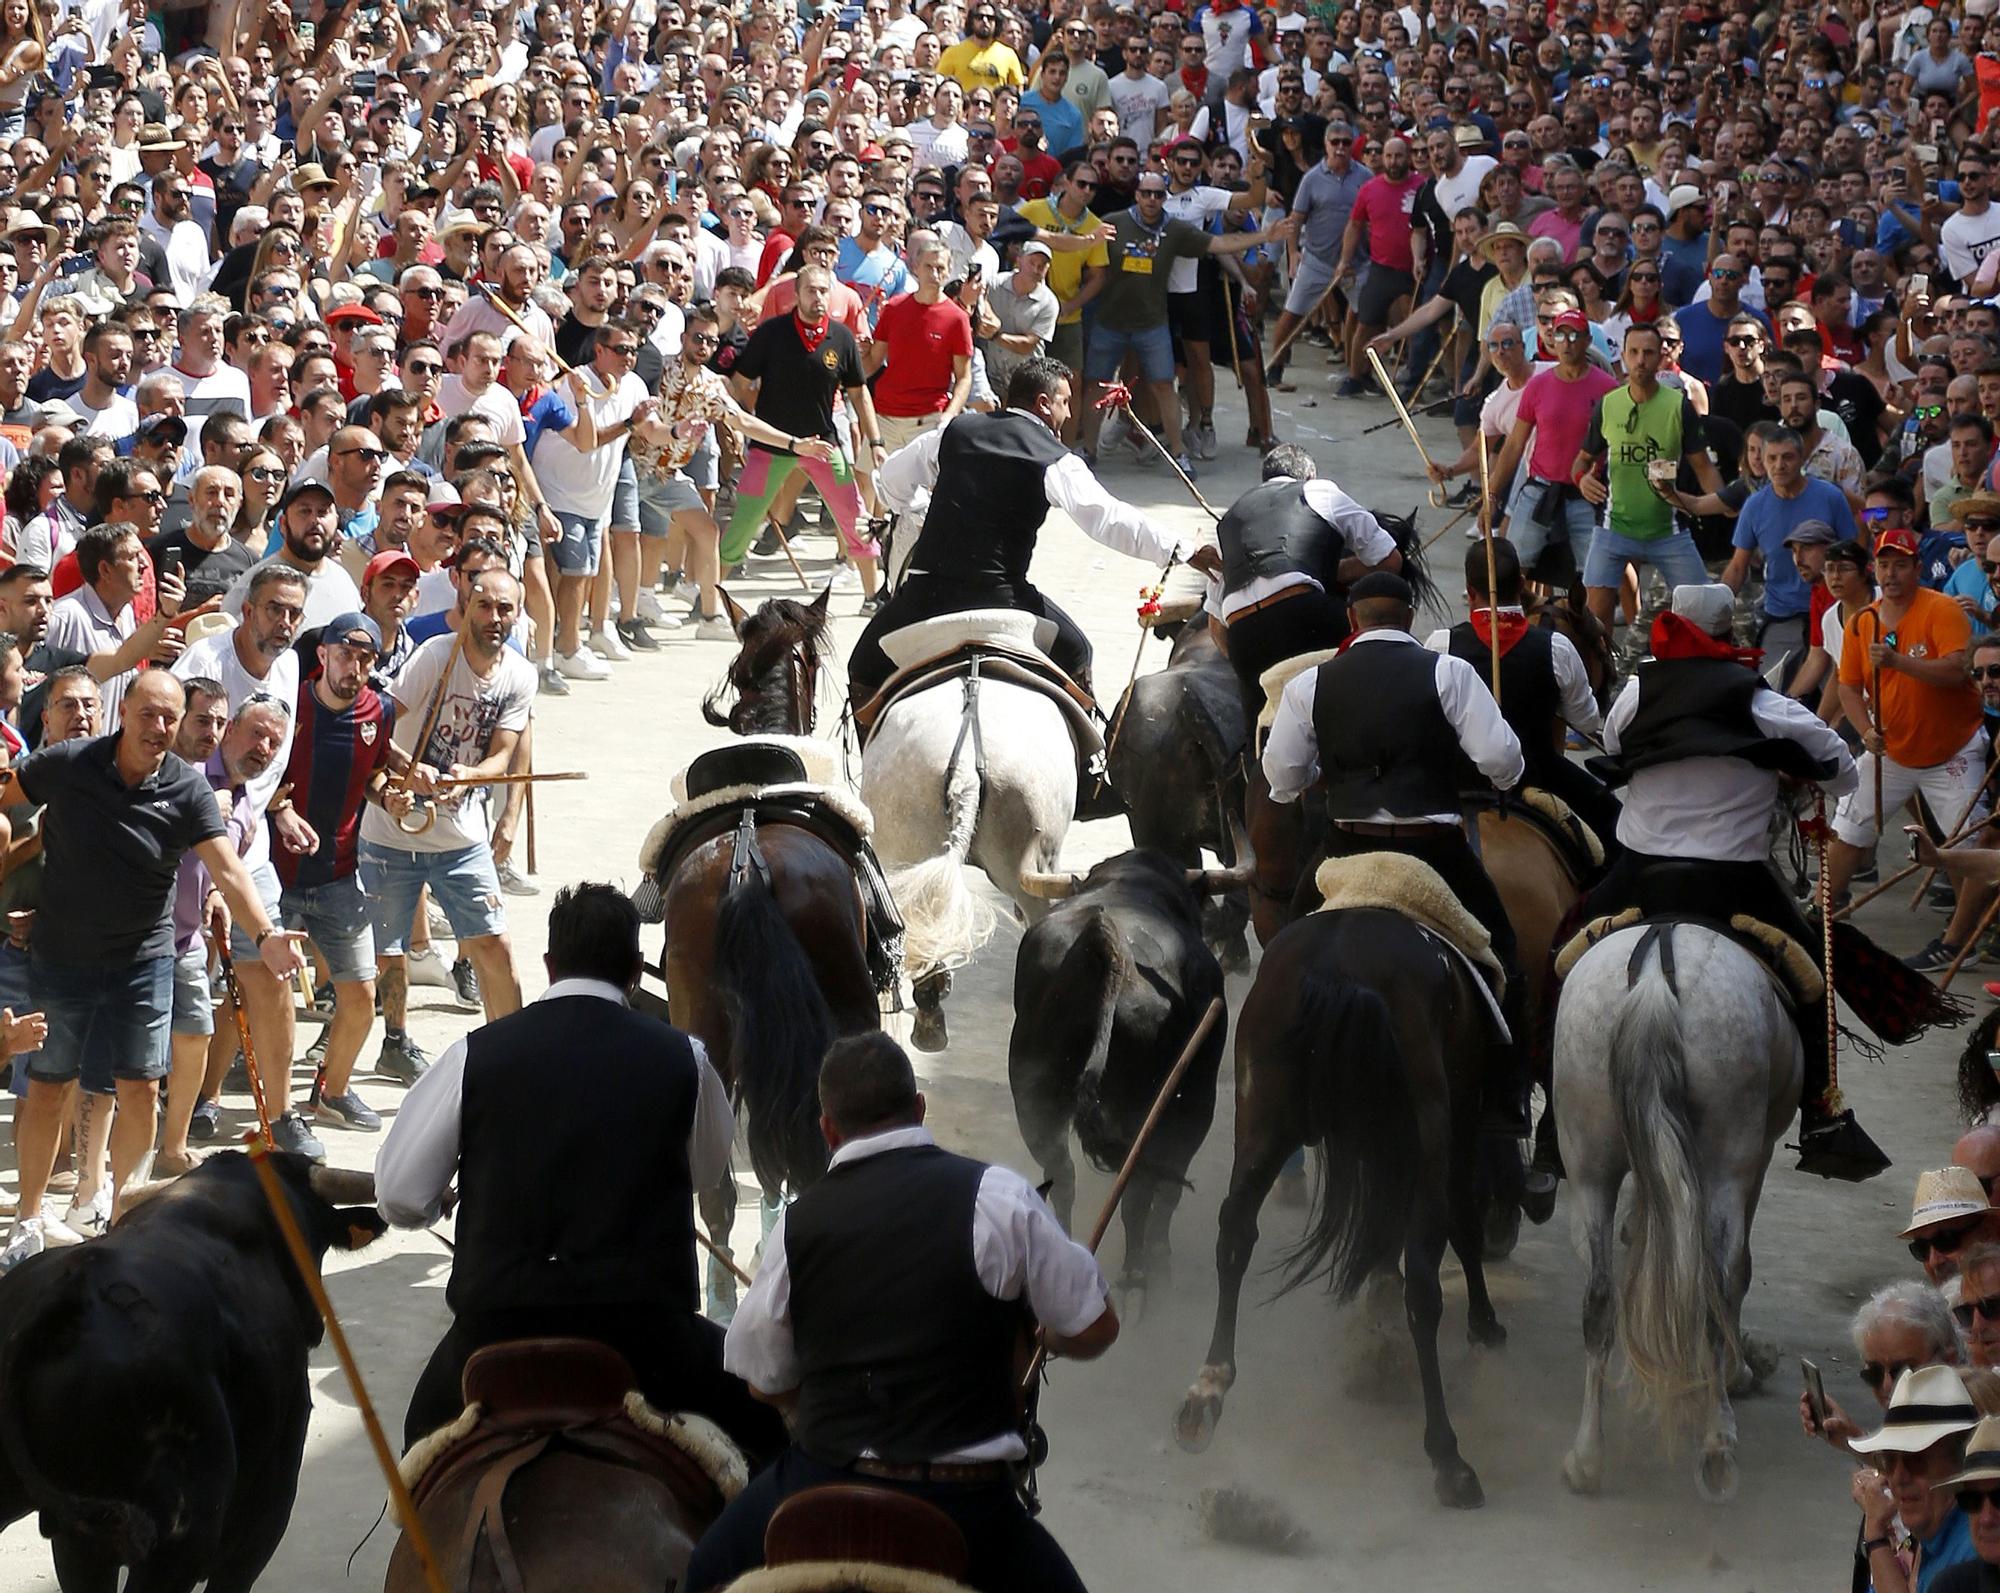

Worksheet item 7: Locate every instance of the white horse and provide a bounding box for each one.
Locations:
[1553,922,1801,1503]
[860,673,1075,1051]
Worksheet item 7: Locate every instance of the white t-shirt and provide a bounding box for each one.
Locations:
[1942,203,2000,284]
[1432,157,1497,228]
[65,391,138,441]
[141,216,213,309]
[909,117,971,172]
[532,370,647,519]
[436,375,526,446]
[172,627,299,870]
[1109,72,1172,148]
[220,557,362,630]
[359,632,536,854]
[1162,185,1233,294]
[172,362,253,452]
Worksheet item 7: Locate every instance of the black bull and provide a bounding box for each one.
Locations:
[1008,849,1234,1293]
[0,1152,385,1593]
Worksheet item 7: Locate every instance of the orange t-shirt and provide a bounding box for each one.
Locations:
[1839,588,1982,768]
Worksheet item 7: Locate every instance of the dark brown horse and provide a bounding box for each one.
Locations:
[1531,582,1616,713]
[650,588,881,1305]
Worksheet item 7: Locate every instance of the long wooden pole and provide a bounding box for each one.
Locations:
[1904,745,2000,909]
[1476,432,1501,704]
[390,623,469,837]
[244,1140,448,1593]
[1816,793,1840,1113]
[1861,607,1886,834]
[1366,346,1449,509]
[215,944,276,1149]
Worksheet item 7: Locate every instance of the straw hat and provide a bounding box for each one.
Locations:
[1953,491,2000,524]
[1939,1414,2000,1490]
[1904,1166,1990,1237]
[1850,1365,1980,1455]
[1476,220,1528,260]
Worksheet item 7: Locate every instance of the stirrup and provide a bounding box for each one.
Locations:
[1795,1109,1892,1183]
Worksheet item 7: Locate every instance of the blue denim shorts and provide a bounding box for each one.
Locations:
[1084,321,1175,385]
[1505,479,1598,573]
[30,953,173,1089]
[1582,524,1710,591]
[0,940,38,1096]
[358,839,507,955]
[171,942,214,1037]
[550,509,604,577]
[281,873,376,985]
[610,453,639,530]
[227,860,283,964]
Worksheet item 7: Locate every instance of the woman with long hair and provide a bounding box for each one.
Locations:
[2,453,57,560]
[1601,257,1667,348]
[234,445,288,549]
[0,0,44,141]
[608,177,661,259]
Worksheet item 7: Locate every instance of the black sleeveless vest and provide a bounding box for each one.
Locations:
[1447,620,1564,776]
[450,995,700,1318]
[1216,477,1351,598]
[1311,638,1466,821]
[784,1143,1020,1465]
[1590,656,1841,787]
[906,410,1073,587]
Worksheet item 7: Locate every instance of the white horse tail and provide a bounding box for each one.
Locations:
[1610,931,1735,1448]
[887,748,996,976]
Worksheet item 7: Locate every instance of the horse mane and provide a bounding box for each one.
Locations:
[1375,506,1439,618]
[702,596,834,735]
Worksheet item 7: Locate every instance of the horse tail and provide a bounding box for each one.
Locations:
[1609,939,1733,1447]
[886,745,996,976]
[713,867,834,1194]
[1049,909,1132,1174]
[1277,970,1420,1300]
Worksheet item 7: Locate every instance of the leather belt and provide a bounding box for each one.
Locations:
[1334,820,1452,838]
[1224,583,1311,625]
[852,1457,1014,1486]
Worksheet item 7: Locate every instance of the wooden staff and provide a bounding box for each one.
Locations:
[1092,557,1180,803]
[1221,272,1246,397]
[390,624,468,837]
[1096,384,1221,520]
[1860,607,1886,834]
[699,1225,754,1288]
[1419,505,1474,552]
[1905,745,2000,909]
[1366,347,1449,509]
[1816,793,1842,1114]
[525,778,537,877]
[215,944,276,1149]
[424,769,589,791]
[244,1139,447,1593]
[1476,432,1501,704]
[1019,996,1224,1398]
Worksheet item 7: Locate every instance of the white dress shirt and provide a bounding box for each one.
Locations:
[876,412,1190,570]
[1602,673,1857,862]
[375,978,736,1228]
[722,1124,1108,1462]
[1423,611,1605,737]
[1208,476,1401,621]
[1261,628,1526,816]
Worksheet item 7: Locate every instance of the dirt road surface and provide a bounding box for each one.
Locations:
[0,345,1948,1589]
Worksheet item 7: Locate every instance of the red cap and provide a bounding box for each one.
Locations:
[325,304,385,327]
[1551,308,1590,335]
[1873,527,1921,561]
[363,549,420,586]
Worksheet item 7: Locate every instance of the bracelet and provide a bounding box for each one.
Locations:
[867,437,885,449]
[254,927,274,948]
[1862,1536,1894,1555]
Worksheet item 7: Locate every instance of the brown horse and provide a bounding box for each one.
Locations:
[650,588,881,1306]
[1531,583,1616,714]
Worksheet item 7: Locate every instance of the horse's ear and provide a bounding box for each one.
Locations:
[810,580,834,616]
[718,586,750,638]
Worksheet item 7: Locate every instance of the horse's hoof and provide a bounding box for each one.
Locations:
[1695,1445,1739,1505]
[1561,1450,1601,1496]
[1482,1202,1521,1261]
[910,1010,948,1052]
[1468,1312,1507,1349]
[1433,1460,1485,1510]
[1116,1272,1148,1326]
[1739,1330,1782,1389]
[1218,934,1252,974]
[1175,1394,1220,1453]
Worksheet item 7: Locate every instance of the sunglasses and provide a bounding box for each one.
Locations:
[1958,1486,2000,1515]
[1710,267,1743,280]
[336,447,389,464]
[123,488,167,505]
[1725,335,1761,347]
[1910,1218,1983,1262]
[247,465,285,483]
[1958,1290,2000,1326]
[1978,664,2000,679]
[1861,1359,1920,1391]
[1487,337,1519,349]
[1970,519,2000,532]
[1630,272,1661,284]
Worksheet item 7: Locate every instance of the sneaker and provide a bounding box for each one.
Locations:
[1174,452,1199,480]
[557,647,612,681]
[1904,936,1968,973]
[1931,882,1958,913]
[669,574,701,605]
[451,956,482,1011]
[1195,419,1218,460]
[589,625,632,662]
[407,945,453,989]
[271,1110,326,1162]
[1,1217,43,1273]
[66,1184,110,1238]
[36,1203,83,1247]
[615,618,661,652]
[1335,377,1371,398]
[315,1091,383,1133]
[750,527,783,558]
[635,589,668,625]
[497,861,539,897]
[537,663,571,697]
[303,1027,330,1064]
[694,614,738,641]
[1446,481,1479,507]
[189,1098,221,1141]
[859,590,887,616]
[377,1030,431,1084]
[830,564,861,592]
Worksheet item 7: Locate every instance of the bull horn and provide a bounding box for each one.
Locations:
[1187,863,1255,893]
[307,1166,377,1205]
[1019,870,1083,900]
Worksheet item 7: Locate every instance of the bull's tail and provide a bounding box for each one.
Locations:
[1039,910,1131,1174]
[713,867,835,1196]
[888,746,996,976]
[1277,971,1421,1301]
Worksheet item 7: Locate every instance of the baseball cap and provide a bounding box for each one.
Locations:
[325,304,385,328]
[1875,527,1922,560]
[319,610,383,653]
[1551,308,1590,335]
[1783,518,1837,548]
[133,413,188,447]
[1020,240,1053,260]
[277,479,336,514]
[363,549,420,587]
[1670,583,1734,639]
[1665,184,1706,219]
[427,479,462,510]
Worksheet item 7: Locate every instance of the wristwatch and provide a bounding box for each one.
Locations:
[254,927,276,948]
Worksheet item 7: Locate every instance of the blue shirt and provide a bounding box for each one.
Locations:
[1659,230,1709,307]
[835,238,913,332]
[1674,299,1768,386]
[520,387,577,458]
[1020,90,1082,159]
[1732,479,1858,619]
[1947,556,1995,631]
[1916,1506,1977,1591]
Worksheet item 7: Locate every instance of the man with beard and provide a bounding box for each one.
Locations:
[938,2,1024,94]
[222,480,363,629]
[555,253,618,368]
[437,242,558,355]
[273,613,402,1135]
[147,465,254,605]
[139,174,209,309]
[172,564,318,1157]
[1331,135,1423,397]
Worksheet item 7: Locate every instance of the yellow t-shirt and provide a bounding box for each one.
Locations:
[1016,198,1108,323]
[938,38,1025,92]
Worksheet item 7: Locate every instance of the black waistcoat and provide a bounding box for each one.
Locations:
[784,1143,1019,1465]
[1216,477,1351,599]
[1447,620,1564,775]
[451,996,699,1318]
[1589,656,1840,788]
[906,410,1072,587]
[1311,639,1466,821]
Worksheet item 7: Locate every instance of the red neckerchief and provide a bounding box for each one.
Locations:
[1470,608,1532,655]
[1180,65,1209,98]
[517,382,547,417]
[1650,609,1763,666]
[794,310,831,354]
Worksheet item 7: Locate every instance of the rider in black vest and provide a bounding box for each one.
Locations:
[376,884,788,1456]
[1574,583,1886,1182]
[686,1032,1117,1593]
[1435,538,1624,855]
[1211,442,1404,717]
[1261,571,1556,1217]
[849,356,1219,711]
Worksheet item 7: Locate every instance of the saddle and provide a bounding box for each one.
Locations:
[392,1339,746,1592]
[1464,787,1605,881]
[1254,648,1340,745]
[1553,905,1823,1007]
[854,610,1103,767]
